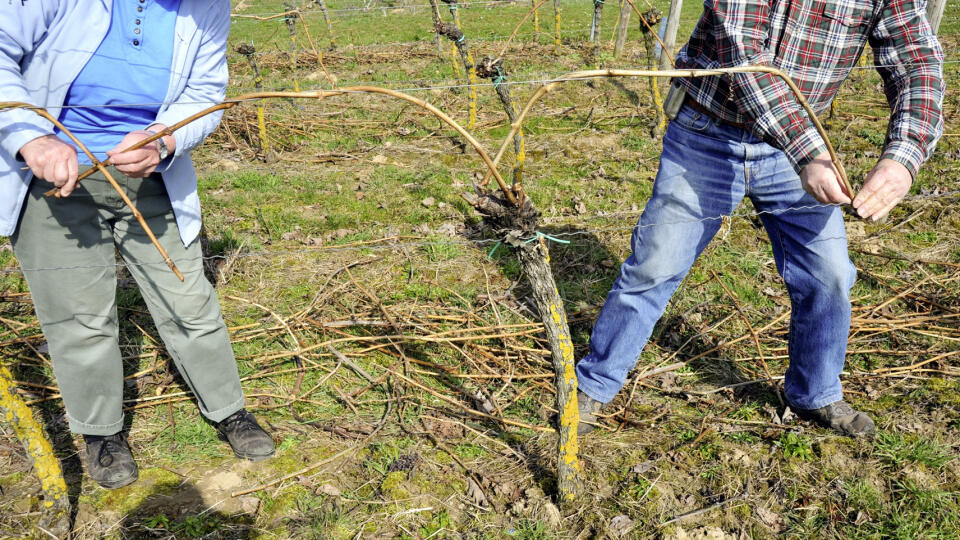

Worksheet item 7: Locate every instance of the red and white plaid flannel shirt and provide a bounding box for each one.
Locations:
[675,0,944,177]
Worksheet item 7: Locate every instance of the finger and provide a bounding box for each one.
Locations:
[853,176,882,208]
[41,162,57,184]
[117,157,153,177]
[857,185,896,218]
[67,155,79,185]
[871,198,901,222]
[820,176,851,205]
[107,149,144,165]
[864,197,897,222]
[61,175,77,197]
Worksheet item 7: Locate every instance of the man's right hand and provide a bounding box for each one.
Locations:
[19,135,79,197]
[799,152,851,206]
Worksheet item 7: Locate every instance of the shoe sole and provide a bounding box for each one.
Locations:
[95,470,139,490]
[233,449,275,462]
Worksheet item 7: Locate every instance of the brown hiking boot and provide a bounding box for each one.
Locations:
[793,400,875,437]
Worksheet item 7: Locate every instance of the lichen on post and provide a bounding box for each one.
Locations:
[0,363,70,536]
[234,43,273,161]
[553,0,562,54]
[436,21,479,130]
[460,191,581,503]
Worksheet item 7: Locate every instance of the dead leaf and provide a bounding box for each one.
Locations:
[422,197,436,207]
[435,223,458,237]
[317,484,341,497]
[543,502,562,527]
[756,506,782,530]
[608,514,635,538]
[466,477,489,507]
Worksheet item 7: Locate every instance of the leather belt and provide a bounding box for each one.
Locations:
[683,96,748,131]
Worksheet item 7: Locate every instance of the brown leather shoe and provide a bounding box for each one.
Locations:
[793,400,875,437]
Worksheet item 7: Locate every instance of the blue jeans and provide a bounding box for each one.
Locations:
[576,104,856,410]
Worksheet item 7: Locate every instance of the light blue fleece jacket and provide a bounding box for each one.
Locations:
[0,0,230,246]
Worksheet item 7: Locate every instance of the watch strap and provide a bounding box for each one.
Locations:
[145,129,170,160]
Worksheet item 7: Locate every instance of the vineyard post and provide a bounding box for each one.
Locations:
[553,0,562,54]
[927,0,944,34]
[427,0,445,57]
[460,194,581,504]
[312,0,337,48]
[284,2,299,92]
[658,0,682,70]
[640,9,666,137]
[589,0,605,52]
[477,58,526,189]
[436,21,479,130]
[532,0,541,41]
[613,0,631,58]
[235,43,272,161]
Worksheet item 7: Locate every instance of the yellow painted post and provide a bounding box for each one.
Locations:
[532,0,540,42]
[553,0,562,54]
[235,43,271,160]
[466,51,478,130]
[0,363,70,535]
[450,43,464,82]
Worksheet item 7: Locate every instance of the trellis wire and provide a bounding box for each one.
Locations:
[28,57,956,113]
[2,190,957,276]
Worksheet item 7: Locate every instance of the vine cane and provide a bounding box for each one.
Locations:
[478,67,855,200]
[0,102,185,281]
[26,88,514,204]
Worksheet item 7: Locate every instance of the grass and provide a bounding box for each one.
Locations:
[1,0,960,538]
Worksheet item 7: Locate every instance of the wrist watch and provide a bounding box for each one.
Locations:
[145,129,170,161]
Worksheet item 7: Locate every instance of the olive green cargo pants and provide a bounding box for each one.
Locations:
[11,168,244,435]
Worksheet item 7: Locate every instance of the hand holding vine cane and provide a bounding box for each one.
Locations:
[800,152,851,205]
[107,126,177,178]
[853,159,912,221]
[19,134,80,196]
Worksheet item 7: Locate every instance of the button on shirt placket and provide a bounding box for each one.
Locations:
[133,0,146,47]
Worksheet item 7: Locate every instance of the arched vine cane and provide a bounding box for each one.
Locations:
[0,101,187,281]
[478,66,855,200]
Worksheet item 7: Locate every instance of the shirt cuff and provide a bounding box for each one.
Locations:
[0,119,55,162]
[881,140,923,180]
[780,126,829,174]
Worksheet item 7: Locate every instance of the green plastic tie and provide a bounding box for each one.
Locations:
[493,66,506,88]
[524,231,571,245]
[487,241,503,260]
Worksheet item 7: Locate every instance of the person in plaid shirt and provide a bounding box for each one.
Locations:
[575,0,943,437]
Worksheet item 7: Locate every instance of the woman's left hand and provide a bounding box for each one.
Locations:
[107,130,164,178]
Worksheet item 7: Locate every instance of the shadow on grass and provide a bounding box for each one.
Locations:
[115,481,256,539]
[485,221,781,409]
